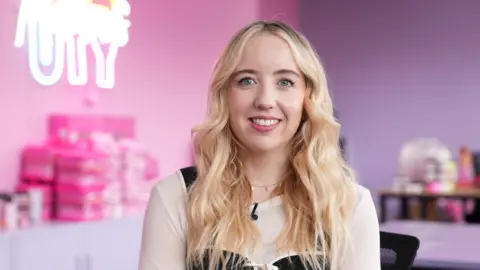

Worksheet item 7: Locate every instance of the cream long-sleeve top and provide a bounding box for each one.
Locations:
[138,170,381,270]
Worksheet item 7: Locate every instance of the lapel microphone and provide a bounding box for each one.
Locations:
[250,203,259,220]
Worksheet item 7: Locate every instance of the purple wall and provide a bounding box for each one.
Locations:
[300,0,480,194]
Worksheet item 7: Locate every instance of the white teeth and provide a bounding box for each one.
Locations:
[252,118,280,126]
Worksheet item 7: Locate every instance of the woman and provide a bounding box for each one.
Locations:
[138,20,380,270]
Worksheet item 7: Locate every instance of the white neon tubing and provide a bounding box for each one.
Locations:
[91,40,118,89]
[14,0,131,89]
[27,20,65,86]
[66,36,88,86]
[38,21,53,67]
[13,2,27,48]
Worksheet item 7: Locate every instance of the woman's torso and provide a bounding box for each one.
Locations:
[151,169,368,269]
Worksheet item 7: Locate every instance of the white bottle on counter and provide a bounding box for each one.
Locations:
[4,201,18,230]
[28,188,43,225]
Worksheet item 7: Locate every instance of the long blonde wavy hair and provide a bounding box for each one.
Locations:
[186,20,357,270]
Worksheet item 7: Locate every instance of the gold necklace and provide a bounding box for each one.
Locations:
[251,182,281,192]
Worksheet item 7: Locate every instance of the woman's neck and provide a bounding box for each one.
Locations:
[241,150,290,186]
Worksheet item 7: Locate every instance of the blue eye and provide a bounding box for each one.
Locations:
[279,79,294,88]
[238,77,255,86]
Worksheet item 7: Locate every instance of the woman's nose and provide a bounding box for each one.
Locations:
[254,86,276,110]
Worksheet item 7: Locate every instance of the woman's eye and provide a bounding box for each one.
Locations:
[279,79,294,88]
[238,78,255,86]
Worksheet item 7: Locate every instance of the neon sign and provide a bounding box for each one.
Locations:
[14,0,131,89]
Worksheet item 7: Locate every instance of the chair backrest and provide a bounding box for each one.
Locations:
[380,231,420,270]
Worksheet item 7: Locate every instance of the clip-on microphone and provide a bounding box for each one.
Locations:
[250,203,259,221]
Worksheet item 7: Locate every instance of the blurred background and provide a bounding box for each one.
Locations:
[1,0,479,269]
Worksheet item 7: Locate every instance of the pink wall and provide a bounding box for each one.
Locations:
[300,0,480,192]
[0,0,299,191]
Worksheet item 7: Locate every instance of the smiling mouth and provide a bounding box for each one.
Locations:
[248,118,281,127]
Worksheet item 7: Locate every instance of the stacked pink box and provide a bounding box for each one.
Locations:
[17,146,56,220]
[20,146,55,181]
[55,149,112,221]
[49,114,135,221]
[18,114,158,223]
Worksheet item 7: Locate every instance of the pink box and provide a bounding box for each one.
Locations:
[21,146,55,182]
[55,184,107,221]
[56,184,107,205]
[56,204,105,221]
[48,114,136,143]
[55,149,109,173]
[55,149,111,187]
[56,171,109,187]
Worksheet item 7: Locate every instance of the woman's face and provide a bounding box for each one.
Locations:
[227,32,306,154]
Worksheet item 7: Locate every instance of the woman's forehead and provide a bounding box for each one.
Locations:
[235,33,300,75]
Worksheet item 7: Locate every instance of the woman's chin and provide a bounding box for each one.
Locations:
[243,140,285,154]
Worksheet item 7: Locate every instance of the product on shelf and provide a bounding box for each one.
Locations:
[21,145,56,182]
[118,139,158,203]
[55,183,109,221]
[16,114,160,224]
[15,183,52,221]
[395,137,452,191]
[0,188,49,230]
[54,147,118,221]
[55,150,111,185]
[458,146,474,186]
[48,114,136,144]
[0,193,17,230]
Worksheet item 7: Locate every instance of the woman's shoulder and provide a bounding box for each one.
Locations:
[350,183,379,223]
[353,184,373,204]
[148,167,193,219]
[152,167,192,200]
[146,168,193,235]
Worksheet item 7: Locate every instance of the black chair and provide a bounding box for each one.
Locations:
[380,231,420,270]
